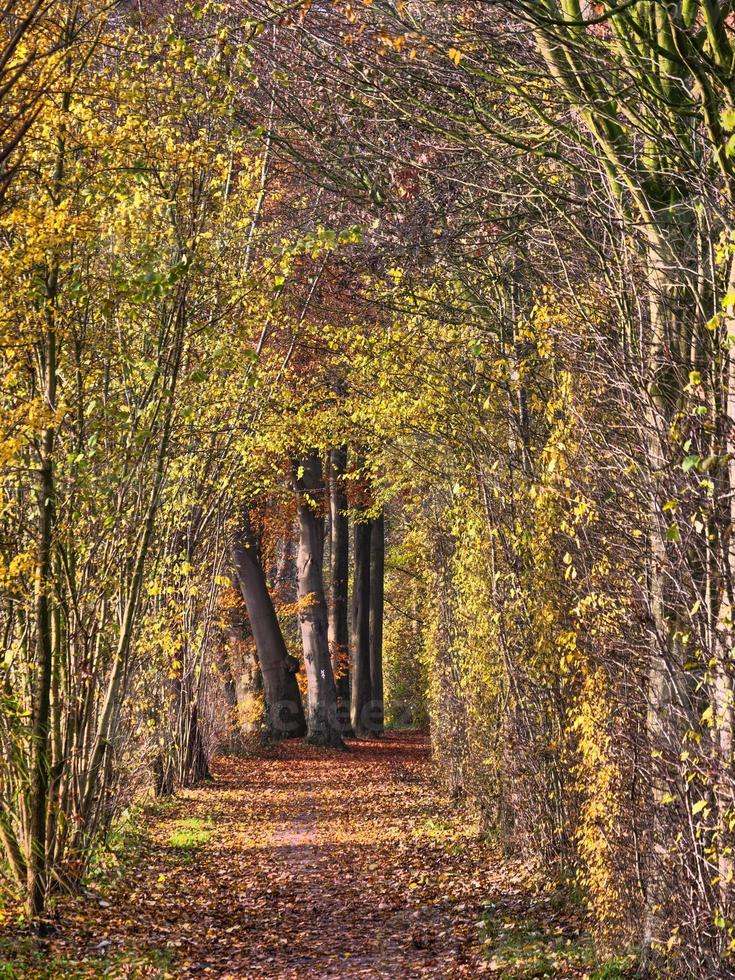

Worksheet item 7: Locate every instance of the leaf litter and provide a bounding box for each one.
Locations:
[2,732,599,978]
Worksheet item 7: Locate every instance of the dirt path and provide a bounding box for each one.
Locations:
[41,734,494,977]
[5,733,594,978]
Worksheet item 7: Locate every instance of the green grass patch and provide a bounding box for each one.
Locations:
[414,813,477,855]
[86,806,147,894]
[0,939,77,980]
[385,720,426,732]
[0,935,176,979]
[480,911,595,978]
[589,956,639,980]
[167,816,213,850]
[479,902,638,979]
[0,802,181,978]
[104,946,176,978]
[419,816,455,840]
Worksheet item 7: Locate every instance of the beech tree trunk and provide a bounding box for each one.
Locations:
[351,516,372,738]
[294,454,343,746]
[231,513,306,739]
[369,509,385,735]
[328,447,351,732]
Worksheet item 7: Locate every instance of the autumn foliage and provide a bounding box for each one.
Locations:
[0,1,734,977]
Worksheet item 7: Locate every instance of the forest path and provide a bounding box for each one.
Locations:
[24,733,590,978]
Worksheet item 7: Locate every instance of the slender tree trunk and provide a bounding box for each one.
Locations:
[369,509,385,735]
[642,256,701,954]
[183,703,211,786]
[328,447,351,733]
[294,454,343,746]
[231,512,306,739]
[79,298,187,822]
[27,323,56,921]
[0,814,25,887]
[642,264,681,956]
[351,516,372,738]
[152,753,174,798]
[45,574,64,891]
[25,234,65,919]
[714,255,735,910]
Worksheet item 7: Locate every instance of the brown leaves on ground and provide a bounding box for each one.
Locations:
[2,733,597,978]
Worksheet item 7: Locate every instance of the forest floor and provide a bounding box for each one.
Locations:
[0,733,631,979]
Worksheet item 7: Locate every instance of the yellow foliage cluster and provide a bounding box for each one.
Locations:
[357,281,645,942]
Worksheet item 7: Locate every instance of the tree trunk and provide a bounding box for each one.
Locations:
[27,422,54,921]
[294,454,343,747]
[183,703,211,786]
[274,529,296,599]
[153,753,174,798]
[642,255,700,955]
[231,512,306,739]
[369,509,385,735]
[713,254,735,912]
[27,296,57,921]
[328,447,351,733]
[351,516,373,738]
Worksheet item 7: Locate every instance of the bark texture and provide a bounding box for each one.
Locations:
[328,447,351,732]
[369,509,385,735]
[295,454,343,746]
[351,517,372,738]
[231,513,306,739]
